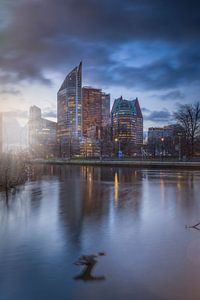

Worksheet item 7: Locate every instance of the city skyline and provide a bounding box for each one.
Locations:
[0,0,199,130]
[0,59,194,132]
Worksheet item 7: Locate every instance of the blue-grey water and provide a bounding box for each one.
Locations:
[1,165,200,300]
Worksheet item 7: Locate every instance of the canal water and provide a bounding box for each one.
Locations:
[0,165,200,300]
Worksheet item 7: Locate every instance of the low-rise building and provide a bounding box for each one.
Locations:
[148,124,183,157]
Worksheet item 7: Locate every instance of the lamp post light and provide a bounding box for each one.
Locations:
[115,138,121,158]
[161,137,164,161]
[89,143,92,158]
[69,136,71,160]
[99,139,103,161]
[178,133,182,161]
[85,139,88,158]
[114,138,118,158]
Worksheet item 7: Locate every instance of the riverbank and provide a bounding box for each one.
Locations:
[30,158,200,169]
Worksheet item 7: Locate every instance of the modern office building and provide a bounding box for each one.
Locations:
[28,106,57,157]
[102,92,111,127]
[82,87,102,137]
[57,62,82,143]
[82,87,110,138]
[133,98,143,145]
[111,97,143,146]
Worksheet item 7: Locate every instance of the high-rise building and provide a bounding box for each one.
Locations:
[111,97,143,155]
[82,87,102,137]
[133,98,143,145]
[29,106,42,147]
[111,97,143,144]
[28,106,57,158]
[57,62,82,142]
[82,87,110,138]
[101,93,110,127]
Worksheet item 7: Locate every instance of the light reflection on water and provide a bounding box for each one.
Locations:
[0,166,200,299]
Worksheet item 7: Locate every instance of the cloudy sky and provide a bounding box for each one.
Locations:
[0,0,200,129]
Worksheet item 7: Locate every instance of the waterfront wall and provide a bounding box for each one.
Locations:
[30,159,200,169]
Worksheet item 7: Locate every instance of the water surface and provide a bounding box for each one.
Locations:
[0,165,200,300]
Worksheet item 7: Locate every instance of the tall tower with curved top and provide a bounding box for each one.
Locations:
[57,62,82,143]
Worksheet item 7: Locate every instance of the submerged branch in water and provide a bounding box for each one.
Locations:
[185,222,200,230]
[74,252,106,281]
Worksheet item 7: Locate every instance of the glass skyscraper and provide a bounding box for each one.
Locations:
[57,62,82,143]
[111,96,143,145]
[101,92,111,127]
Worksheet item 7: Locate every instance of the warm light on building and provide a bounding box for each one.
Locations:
[82,87,110,138]
[111,97,143,153]
[57,62,82,141]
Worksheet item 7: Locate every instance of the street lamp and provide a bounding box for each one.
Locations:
[161,137,164,161]
[178,133,182,161]
[69,136,71,160]
[115,138,121,158]
[85,139,88,158]
[89,143,92,157]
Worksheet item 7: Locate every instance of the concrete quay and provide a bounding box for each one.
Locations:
[30,159,200,169]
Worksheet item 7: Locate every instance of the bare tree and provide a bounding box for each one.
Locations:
[0,154,29,200]
[174,102,200,157]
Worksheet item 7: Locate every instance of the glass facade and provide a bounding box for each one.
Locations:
[57,62,82,142]
[82,87,110,137]
[111,97,143,145]
[82,87,102,137]
[82,87,110,138]
[102,93,111,127]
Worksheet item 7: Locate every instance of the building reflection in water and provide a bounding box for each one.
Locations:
[23,166,200,254]
[56,166,144,253]
[160,178,165,204]
[146,170,198,214]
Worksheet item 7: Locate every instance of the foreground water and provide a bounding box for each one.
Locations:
[1,165,200,300]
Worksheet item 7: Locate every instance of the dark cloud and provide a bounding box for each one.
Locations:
[152,90,186,101]
[0,0,199,92]
[145,110,172,123]
[141,107,151,113]
[91,46,200,90]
